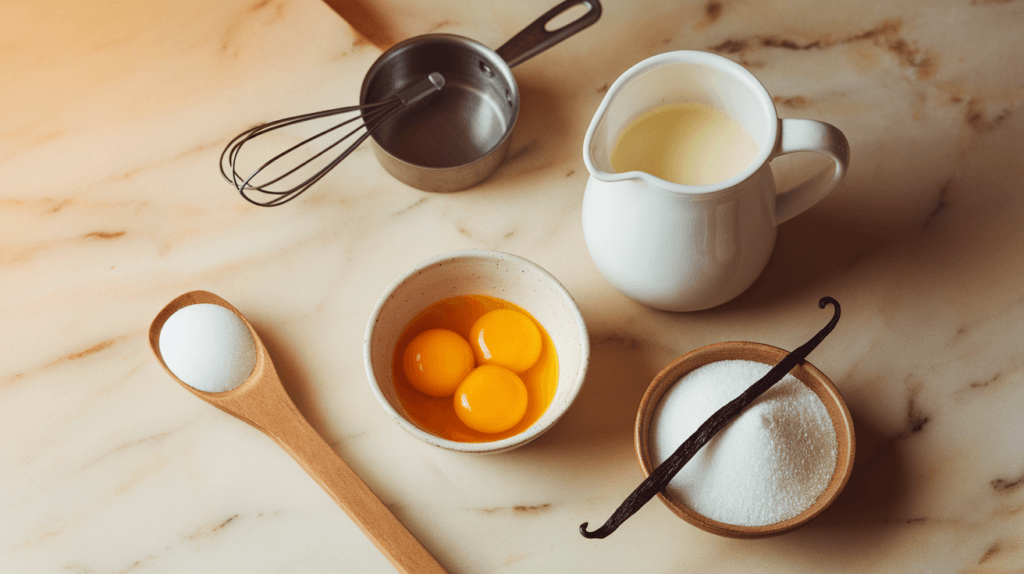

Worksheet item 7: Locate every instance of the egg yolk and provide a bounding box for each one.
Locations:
[469,309,542,373]
[453,365,528,434]
[402,328,475,397]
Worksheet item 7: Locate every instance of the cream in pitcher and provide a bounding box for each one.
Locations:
[610,102,760,186]
[582,51,850,312]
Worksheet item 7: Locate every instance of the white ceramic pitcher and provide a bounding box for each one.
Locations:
[582,51,850,312]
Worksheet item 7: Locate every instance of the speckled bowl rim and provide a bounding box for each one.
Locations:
[364,249,590,454]
[634,341,855,538]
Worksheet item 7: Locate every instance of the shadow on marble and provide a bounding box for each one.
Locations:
[721,127,1023,317]
[725,208,901,312]
[767,402,923,556]
[526,327,664,450]
[650,406,920,569]
[244,317,338,446]
[486,79,577,188]
[325,0,393,48]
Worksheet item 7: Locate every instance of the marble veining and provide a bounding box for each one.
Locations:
[2,0,1024,572]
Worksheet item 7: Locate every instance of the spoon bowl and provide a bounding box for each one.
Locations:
[149,290,449,574]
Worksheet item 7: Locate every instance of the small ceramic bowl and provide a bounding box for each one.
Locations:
[364,249,590,454]
[634,341,855,538]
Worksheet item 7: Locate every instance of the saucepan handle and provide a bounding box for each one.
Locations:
[772,118,851,225]
[495,0,602,68]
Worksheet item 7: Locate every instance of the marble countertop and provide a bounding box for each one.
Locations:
[3,0,1023,572]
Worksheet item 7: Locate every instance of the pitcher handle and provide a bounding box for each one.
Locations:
[772,119,850,225]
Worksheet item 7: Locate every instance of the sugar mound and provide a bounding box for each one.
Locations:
[159,303,256,393]
[651,359,837,526]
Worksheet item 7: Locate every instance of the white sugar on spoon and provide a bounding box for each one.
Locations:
[158,303,256,393]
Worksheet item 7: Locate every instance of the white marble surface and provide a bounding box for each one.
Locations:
[2,0,1023,572]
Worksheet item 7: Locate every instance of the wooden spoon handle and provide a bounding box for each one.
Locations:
[269,410,449,574]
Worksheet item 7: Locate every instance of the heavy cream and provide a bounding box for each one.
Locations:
[610,102,760,186]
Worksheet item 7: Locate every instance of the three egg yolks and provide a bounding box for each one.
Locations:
[400,308,544,434]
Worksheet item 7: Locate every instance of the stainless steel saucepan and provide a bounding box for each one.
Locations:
[360,0,602,192]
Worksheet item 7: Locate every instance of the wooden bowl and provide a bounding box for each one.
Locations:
[634,341,855,538]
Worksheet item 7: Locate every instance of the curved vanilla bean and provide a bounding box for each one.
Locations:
[580,297,841,539]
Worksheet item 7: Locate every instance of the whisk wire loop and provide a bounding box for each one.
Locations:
[231,103,394,193]
[219,72,445,207]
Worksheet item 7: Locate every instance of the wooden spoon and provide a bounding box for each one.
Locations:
[149,290,449,574]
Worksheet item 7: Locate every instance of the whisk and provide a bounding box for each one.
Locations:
[220,72,445,207]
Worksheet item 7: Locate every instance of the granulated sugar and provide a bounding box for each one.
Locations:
[650,359,837,527]
[159,303,256,393]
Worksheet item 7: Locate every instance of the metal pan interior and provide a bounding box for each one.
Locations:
[360,35,520,169]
